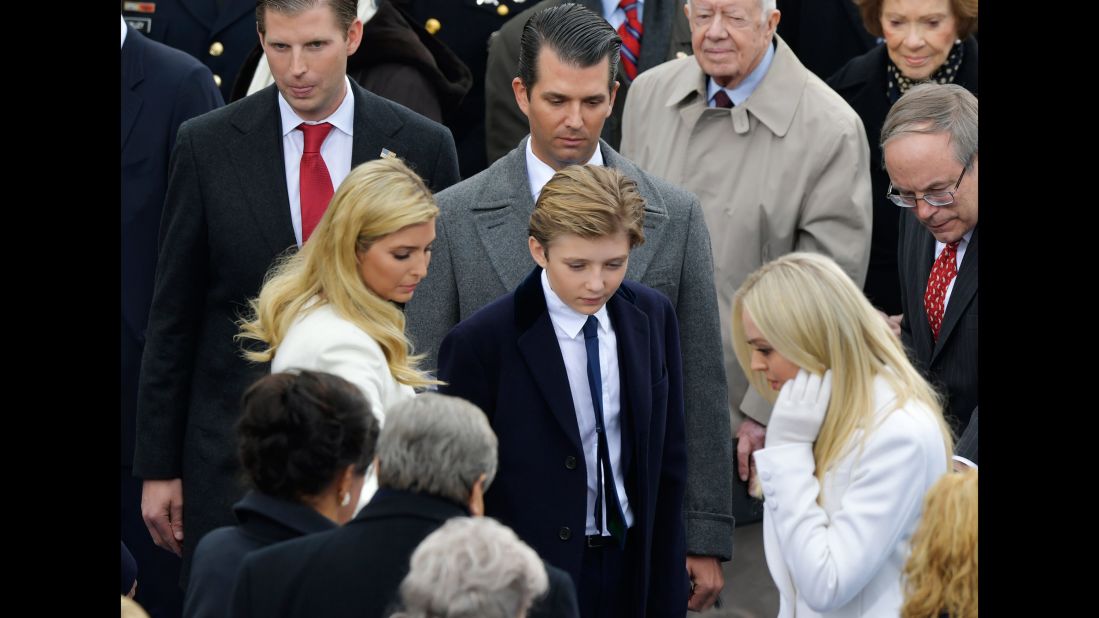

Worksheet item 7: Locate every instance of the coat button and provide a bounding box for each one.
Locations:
[760,470,771,481]
[425,18,441,34]
[558,526,571,540]
[209,41,224,57]
[213,74,222,88]
[497,4,509,15]
[565,455,577,469]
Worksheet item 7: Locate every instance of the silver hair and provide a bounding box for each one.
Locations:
[375,394,498,505]
[392,517,549,618]
[880,83,978,170]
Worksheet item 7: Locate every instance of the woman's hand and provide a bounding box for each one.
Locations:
[765,369,833,447]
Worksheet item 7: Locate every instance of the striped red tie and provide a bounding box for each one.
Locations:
[618,0,643,80]
[924,240,960,340]
[298,122,335,244]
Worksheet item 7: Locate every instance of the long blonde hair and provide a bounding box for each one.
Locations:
[902,469,978,618]
[237,157,439,388]
[731,253,954,489]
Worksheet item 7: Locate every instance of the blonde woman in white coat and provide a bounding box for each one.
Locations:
[238,158,440,506]
[731,252,953,618]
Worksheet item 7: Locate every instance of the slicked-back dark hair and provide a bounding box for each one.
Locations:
[256,0,358,36]
[236,370,379,502]
[517,3,621,95]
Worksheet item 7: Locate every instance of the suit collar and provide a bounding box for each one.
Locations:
[664,35,805,137]
[351,488,469,525]
[224,80,404,257]
[514,267,584,452]
[513,268,650,455]
[228,85,297,255]
[232,491,336,536]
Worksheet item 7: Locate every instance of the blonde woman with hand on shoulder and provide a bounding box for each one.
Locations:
[732,252,954,618]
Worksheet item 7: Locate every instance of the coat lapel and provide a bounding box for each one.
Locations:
[514,268,584,453]
[473,143,541,292]
[603,144,669,282]
[932,227,978,362]
[909,219,937,363]
[350,81,405,171]
[605,286,651,488]
[227,86,296,256]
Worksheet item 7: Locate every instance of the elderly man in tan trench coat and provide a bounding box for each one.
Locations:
[621,0,872,609]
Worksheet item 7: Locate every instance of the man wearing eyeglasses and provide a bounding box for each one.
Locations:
[882,83,978,470]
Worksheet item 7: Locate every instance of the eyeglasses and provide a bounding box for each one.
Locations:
[886,165,969,208]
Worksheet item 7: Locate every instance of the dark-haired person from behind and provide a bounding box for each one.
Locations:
[182,370,379,618]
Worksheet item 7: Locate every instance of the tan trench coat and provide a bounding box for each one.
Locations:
[621,35,872,430]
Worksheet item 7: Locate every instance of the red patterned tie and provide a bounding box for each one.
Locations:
[924,240,960,340]
[298,122,335,244]
[618,0,643,80]
[712,89,734,108]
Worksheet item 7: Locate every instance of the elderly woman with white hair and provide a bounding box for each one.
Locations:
[391,517,550,618]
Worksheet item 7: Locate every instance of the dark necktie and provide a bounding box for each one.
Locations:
[712,89,734,109]
[924,240,960,340]
[298,122,335,244]
[617,1,643,81]
[582,315,627,547]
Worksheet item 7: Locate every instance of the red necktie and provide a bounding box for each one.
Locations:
[924,240,960,340]
[618,1,643,81]
[712,89,734,108]
[298,122,335,244]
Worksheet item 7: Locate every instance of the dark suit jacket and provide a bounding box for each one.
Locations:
[828,37,978,315]
[121,24,222,469]
[898,220,978,437]
[484,0,693,163]
[437,269,689,616]
[122,0,256,101]
[183,492,335,618]
[132,80,460,580]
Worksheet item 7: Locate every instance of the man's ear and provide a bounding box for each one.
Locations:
[345,18,363,56]
[513,77,532,119]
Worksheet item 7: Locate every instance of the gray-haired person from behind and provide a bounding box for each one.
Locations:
[228,393,498,618]
[391,517,550,618]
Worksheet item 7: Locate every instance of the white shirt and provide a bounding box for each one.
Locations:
[278,76,356,246]
[120,15,127,48]
[707,39,775,107]
[934,228,974,309]
[525,138,605,202]
[601,0,644,31]
[541,270,634,535]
